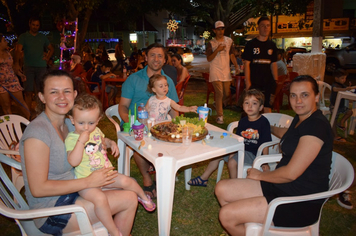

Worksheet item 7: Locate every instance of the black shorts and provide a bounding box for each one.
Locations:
[260,181,325,227]
[250,83,276,108]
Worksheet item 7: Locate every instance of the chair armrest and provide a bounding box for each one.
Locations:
[256,140,280,157]
[0,153,21,170]
[252,154,282,169]
[261,189,342,235]
[0,203,95,235]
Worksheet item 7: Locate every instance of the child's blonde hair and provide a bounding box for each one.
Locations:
[71,93,103,116]
[243,89,265,106]
[147,74,168,94]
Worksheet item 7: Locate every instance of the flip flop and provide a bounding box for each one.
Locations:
[143,183,156,199]
[337,125,346,131]
[334,137,346,142]
[138,194,156,212]
[188,176,208,187]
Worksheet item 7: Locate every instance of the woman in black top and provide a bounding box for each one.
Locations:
[215,75,333,235]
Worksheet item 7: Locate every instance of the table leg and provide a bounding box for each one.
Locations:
[330,93,342,127]
[237,151,245,178]
[155,156,177,236]
[117,139,127,175]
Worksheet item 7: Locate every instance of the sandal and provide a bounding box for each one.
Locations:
[188,176,208,187]
[143,183,156,199]
[337,125,346,131]
[334,137,346,142]
[138,194,156,212]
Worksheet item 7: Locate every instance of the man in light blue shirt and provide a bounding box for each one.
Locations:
[119,43,178,199]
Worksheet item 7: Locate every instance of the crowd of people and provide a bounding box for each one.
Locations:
[1,15,353,236]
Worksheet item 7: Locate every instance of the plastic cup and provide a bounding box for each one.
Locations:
[182,127,194,146]
[123,123,130,133]
[133,128,144,141]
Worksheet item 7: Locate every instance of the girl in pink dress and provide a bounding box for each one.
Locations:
[0,34,30,119]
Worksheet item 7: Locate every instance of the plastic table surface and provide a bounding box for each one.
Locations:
[329,91,356,127]
[117,123,244,236]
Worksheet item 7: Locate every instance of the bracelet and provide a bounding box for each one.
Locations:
[77,139,85,145]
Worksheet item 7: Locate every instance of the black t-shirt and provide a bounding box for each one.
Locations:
[276,110,333,195]
[235,115,272,156]
[243,38,278,87]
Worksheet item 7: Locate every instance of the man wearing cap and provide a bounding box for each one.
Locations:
[14,16,54,116]
[242,16,278,113]
[206,21,239,124]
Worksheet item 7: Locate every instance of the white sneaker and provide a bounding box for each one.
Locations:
[216,116,224,124]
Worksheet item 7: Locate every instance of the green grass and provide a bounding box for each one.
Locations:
[1,78,355,236]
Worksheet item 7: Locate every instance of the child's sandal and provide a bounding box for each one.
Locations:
[138,194,156,212]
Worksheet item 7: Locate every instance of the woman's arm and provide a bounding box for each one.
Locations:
[247,135,324,183]
[24,138,118,198]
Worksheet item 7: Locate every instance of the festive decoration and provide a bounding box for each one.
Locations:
[167,19,179,32]
[201,31,210,39]
[59,18,78,69]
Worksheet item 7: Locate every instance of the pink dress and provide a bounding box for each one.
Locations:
[0,51,23,94]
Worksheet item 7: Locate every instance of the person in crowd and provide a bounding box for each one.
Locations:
[171,53,189,87]
[146,74,197,121]
[135,49,147,71]
[119,43,179,199]
[0,33,30,120]
[188,89,271,186]
[162,52,178,86]
[330,68,355,143]
[70,52,85,79]
[19,70,137,236]
[65,94,155,235]
[14,16,54,117]
[112,40,125,72]
[81,42,93,54]
[243,16,278,113]
[82,51,94,72]
[234,48,243,67]
[93,55,103,71]
[277,49,288,76]
[215,75,333,235]
[206,20,239,124]
[96,43,109,62]
[91,60,118,106]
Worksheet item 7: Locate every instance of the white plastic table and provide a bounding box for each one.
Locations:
[117,123,244,236]
[330,91,356,128]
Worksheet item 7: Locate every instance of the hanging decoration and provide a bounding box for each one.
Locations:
[167,19,179,32]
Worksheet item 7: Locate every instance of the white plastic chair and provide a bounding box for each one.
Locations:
[317,81,350,137]
[216,113,293,180]
[105,104,134,175]
[245,151,354,236]
[317,80,331,119]
[0,115,30,192]
[0,153,108,236]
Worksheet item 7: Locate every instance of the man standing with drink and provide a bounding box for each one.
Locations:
[206,21,239,124]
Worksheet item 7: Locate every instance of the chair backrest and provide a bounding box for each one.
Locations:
[262,113,293,129]
[105,104,122,133]
[317,80,332,109]
[0,115,30,150]
[288,71,299,81]
[277,74,288,84]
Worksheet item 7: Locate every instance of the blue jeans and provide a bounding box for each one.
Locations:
[38,193,79,236]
